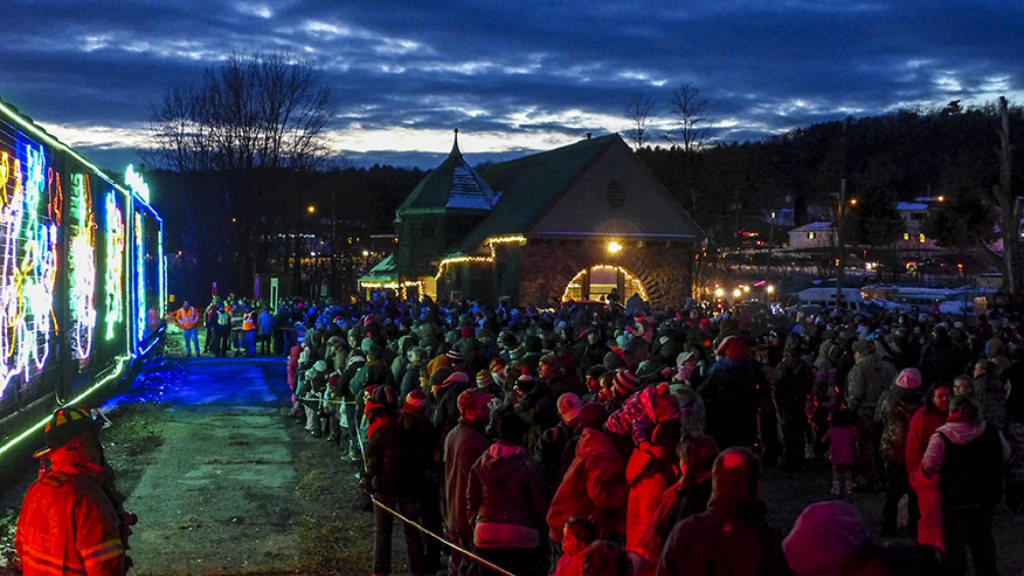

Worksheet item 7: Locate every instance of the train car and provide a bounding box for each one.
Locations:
[0,97,165,456]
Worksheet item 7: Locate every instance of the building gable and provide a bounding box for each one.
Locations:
[529,138,702,240]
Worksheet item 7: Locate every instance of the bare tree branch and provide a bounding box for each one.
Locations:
[667,83,715,153]
[623,93,656,150]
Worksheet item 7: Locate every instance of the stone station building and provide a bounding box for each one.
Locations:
[361,132,704,308]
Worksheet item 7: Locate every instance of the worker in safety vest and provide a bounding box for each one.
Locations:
[213,305,232,358]
[173,300,201,357]
[242,307,257,356]
[16,407,134,576]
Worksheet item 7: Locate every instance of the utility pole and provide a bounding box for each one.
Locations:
[836,178,846,305]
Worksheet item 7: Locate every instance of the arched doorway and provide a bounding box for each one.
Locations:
[562,264,648,303]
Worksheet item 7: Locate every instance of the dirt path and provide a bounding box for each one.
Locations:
[100,356,375,575]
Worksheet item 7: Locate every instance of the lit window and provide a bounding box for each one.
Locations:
[919,233,926,243]
[903,233,910,241]
[808,232,816,240]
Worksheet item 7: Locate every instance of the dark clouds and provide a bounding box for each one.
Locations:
[1,0,1021,169]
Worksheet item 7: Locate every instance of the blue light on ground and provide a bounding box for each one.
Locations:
[101,357,291,412]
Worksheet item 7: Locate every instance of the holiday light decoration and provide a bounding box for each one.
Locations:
[104,191,125,340]
[134,211,145,343]
[0,144,60,397]
[561,264,648,303]
[434,235,527,280]
[0,97,166,448]
[69,173,97,362]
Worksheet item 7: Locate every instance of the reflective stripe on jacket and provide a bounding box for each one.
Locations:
[242,312,256,331]
[175,306,199,330]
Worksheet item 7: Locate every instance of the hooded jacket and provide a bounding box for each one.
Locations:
[363,411,436,498]
[906,403,947,476]
[16,459,126,576]
[625,450,677,557]
[466,442,549,549]
[656,494,790,576]
[444,420,492,543]
[547,428,629,542]
[921,419,1010,508]
[697,360,761,449]
[635,472,713,567]
[845,352,897,418]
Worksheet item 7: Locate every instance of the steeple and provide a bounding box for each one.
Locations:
[450,128,462,160]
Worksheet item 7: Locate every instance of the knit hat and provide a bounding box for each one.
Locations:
[371,385,399,410]
[515,373,537,395]
[613,369,641,397]
[429,367,453,390]
[539,353,559,368]
[313,360,328,373]
[895,367,922,390]
[714,336,751,361]
[852,340,873,355]
[557,393,583,423]
[447,348,464,363]
[460,325,475,339]
[676,350,696,366]
[458,388,494,415]
[404,390,428,414]
[782,501,868,576]
[476,370,495,389]
[577,403,609,429]
[442,371,470,388]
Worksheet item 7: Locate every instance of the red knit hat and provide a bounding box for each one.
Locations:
[404,390,428,414]
[613,369,641,397]
[715,336,751,361]
[476,370,495,389]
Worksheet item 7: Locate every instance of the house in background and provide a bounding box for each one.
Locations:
[362,132,705,307]
[787,221,836,250]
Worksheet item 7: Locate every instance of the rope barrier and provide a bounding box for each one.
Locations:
[352,418,520,576]
[296,395,355,405]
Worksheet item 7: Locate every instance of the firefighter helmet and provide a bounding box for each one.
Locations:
[35,407,102,457]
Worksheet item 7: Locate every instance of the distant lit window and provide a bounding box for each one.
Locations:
[607,181,625,208]
[919,233,926,243]
[807,232,816,240]
[903,233,910,241]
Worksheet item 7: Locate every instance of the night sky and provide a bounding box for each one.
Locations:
[1,0,1021,169]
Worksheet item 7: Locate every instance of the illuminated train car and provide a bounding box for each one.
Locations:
[0,98,164,452]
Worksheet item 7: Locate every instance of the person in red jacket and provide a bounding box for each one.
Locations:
[16,407,128,576]
[547,403,628,552]
[906,382,951,548]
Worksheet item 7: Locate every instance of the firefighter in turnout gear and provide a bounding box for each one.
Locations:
[16,407,135,575]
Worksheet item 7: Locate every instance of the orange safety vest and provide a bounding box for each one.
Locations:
[175,306,199,330]
[242,311,256,331]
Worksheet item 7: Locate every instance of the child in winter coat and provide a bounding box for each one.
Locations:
[823,409,860,495]
[551,517,598,576]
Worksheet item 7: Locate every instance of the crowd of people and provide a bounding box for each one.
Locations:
[188,290,1021,576]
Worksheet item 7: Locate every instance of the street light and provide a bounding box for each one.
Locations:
[607,241,623,254]
[307,205,316,214]
[362,250,369,257]
[766,285,775,294]
[714,287,724,298]
[849,198,858,206]
[732,288,742,298]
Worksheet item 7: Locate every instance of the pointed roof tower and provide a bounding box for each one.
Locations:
[396,129,501,215]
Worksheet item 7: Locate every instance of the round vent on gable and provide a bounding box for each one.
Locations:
[607,180,625,208]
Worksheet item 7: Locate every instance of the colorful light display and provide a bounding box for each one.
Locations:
[134,211,145,343]
[0,144,60,397]
[69,174,97,362]
[104,191,125,340]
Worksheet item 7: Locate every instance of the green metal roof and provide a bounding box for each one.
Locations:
[450,134,619,254]
[358,254,398,283]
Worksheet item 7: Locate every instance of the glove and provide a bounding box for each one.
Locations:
[359,475,374,495]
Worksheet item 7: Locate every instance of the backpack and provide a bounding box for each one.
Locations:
[880,399,914,462]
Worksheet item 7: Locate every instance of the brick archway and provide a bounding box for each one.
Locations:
[558,263,655,304]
